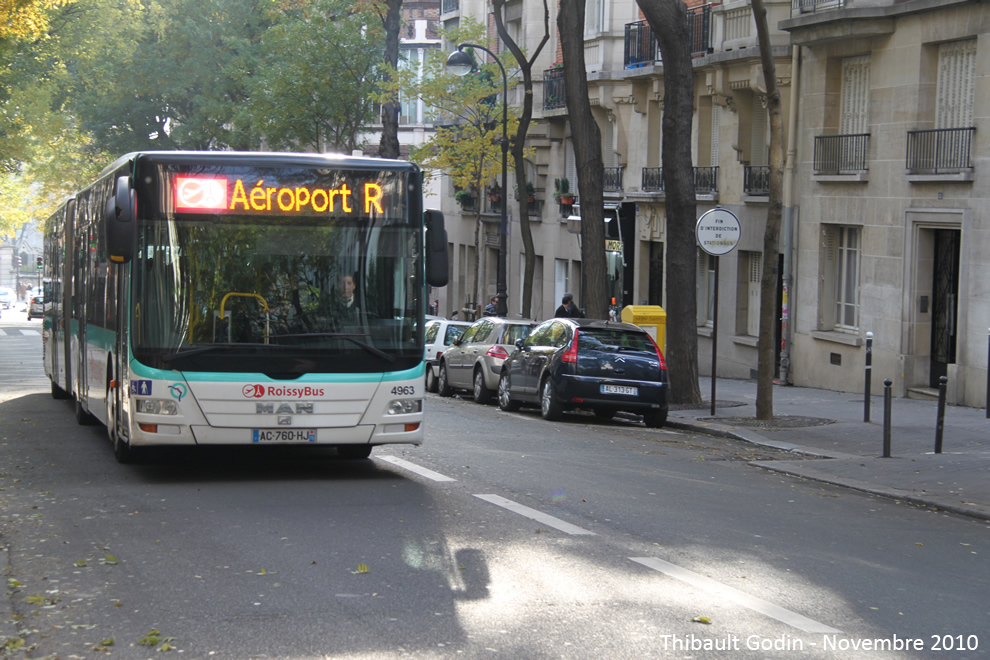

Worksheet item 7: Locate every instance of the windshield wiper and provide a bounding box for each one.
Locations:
[269,333,396,363]
[160,343,280,362]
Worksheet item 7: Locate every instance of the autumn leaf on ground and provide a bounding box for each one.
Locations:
[99,554,119,565]
[691,616,712,624]
[74,560,87,567]
[138,630,162,646]
[351,563,370,574]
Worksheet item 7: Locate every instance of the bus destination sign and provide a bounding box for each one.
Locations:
[174,175,387,216]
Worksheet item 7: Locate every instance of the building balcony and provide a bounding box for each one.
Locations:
[624,21,660,69]
[623,5,712,69]
[744,166,770,196]
[603,167,623,192]
[543,67,566,111]
[813,133,870,174]
[906,127,975,175]
[791,0,844,14]
[640,167,719,195]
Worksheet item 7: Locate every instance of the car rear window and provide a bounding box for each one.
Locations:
[578,329,654,353]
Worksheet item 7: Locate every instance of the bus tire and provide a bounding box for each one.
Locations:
[75,398,96,425]
[107,382,136,463]
[51,381,68,400]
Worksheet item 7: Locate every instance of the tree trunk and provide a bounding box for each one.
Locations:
[637,0,702,405]
[378,0,403,159]
[557,0,608,320]
[752,0,784,420]
[493,0,549,320]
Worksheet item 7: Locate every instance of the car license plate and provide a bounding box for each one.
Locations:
[601,384,638,396]
[252,429,316,443]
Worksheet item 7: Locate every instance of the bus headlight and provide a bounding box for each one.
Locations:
[136,399,179,415]
[387,399,422,415]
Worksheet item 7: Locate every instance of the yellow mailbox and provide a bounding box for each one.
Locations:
[620,305,667,353]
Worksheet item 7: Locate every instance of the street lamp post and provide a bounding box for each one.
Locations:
[446,43,509,317]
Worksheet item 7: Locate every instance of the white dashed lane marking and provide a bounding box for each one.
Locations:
[377,455,457,482]
[379,455,843,634]
[473,494,597,536]
[630,556,843,634]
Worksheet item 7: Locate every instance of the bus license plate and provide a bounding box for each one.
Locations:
[601,384,637,396]
[252,429,316,443]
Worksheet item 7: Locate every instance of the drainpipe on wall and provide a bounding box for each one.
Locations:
[779,45,801,385]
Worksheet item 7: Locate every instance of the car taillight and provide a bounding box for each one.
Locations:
[647,334,667,370]
[561,329,579,363]
[436,351,443,360]
[486,345,509,359]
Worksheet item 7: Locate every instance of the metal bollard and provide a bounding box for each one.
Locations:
[864,332,873,422]
[935,375,948,454]
[882,378,892,458]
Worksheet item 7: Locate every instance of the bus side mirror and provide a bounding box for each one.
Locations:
[424,209,449,287]
[106,176,135,263]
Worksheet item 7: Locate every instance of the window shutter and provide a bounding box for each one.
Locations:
[840,55,870,135]
[751,99,767,166]
[936,39,976,129]
[747,252,762,336]
[711,104,721,167]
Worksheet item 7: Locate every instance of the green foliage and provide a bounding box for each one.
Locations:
[397,20,523,195]
[246,0,385,153]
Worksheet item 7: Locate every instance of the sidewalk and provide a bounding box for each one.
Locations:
[666,378,990,522]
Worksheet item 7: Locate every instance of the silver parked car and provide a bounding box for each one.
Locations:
[424,318,472,393]
[437,317,537,403]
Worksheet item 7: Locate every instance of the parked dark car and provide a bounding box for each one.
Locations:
[437,317,537,403]
[497,318,668,427]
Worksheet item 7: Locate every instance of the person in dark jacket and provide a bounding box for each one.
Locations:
[554,292,583,318]
[483,296,498,316]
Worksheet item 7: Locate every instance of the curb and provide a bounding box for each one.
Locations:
[666,418,990,522]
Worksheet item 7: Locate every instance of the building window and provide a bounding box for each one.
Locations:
[739,251,762,337]
[936,39,976,129]
[821,225,860,331]
[840,55,870,135]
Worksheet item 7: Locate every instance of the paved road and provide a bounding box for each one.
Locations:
[1,320,987,658]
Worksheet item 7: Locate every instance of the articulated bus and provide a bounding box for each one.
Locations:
[42,151,448,462]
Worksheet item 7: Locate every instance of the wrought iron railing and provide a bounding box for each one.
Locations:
[744,166,771,195]
[640,167,719,194]
[792,0,844,14]
[813,134,870,174]
[642,167,664,192]
[688,4,713,56]
[906,127,975,174]
[603,167,624,191]
[694,166,718,193]
[624,21,660,69]
[543,67,566,110]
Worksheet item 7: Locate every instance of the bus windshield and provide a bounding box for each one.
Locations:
[131,164,422,375]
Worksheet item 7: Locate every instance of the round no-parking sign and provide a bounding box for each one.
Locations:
[696,208,741,256]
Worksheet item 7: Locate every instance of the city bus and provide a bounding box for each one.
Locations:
[42,151,448,462]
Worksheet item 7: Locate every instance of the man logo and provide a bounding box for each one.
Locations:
[242,384,265,398]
